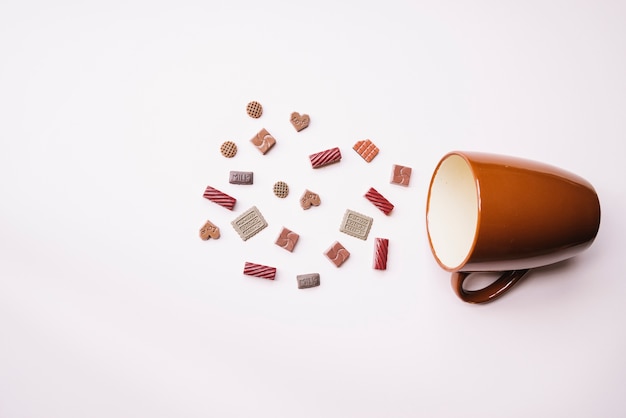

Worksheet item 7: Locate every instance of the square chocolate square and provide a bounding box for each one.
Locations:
[324,241,350,267]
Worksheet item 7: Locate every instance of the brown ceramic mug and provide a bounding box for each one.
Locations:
[425,151,601,304]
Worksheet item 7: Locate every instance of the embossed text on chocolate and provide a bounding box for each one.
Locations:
[339,209,373,240]
[229,171,253,185]
[297,273,320,289]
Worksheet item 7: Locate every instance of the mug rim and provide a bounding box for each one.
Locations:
[426,151,480,272]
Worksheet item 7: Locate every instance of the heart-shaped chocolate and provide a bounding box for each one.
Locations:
[300,189,321,209]
[199,220,220,240]
[290,112,310,132]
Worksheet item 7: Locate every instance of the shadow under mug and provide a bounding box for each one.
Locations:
[425,151,601,304]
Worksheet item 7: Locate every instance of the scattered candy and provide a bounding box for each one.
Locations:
[339,209,373,241]
[246,101,263,118]
[250,128,276,154]
[220,141,237,158]
[203,185,236,210]
[243,261,276,280]
[199,220,220,240]
[390,164,412,186]
[364,187,394,215]
[290,112,310,132]
[275,227,299,252]
[300,189,321,209]
[231,206,268,241]
[229,171,253,185]
[324,241,350,267]
[373,238,389,270]
[297,273,320,289]
[309,147,341,168]
[353,139,379,162]
[273,181,289,198]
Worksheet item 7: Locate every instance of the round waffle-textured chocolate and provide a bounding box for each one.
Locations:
[246,101,263,118]
[220,141,238,158]
[273,181,289,198]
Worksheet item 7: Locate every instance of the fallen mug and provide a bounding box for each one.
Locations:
[425,151,601,304]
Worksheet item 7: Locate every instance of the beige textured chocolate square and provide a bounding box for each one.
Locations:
[250,128,276,154]
[339,209,373,240]
[231,206,268,241]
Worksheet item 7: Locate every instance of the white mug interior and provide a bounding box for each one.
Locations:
[427,154,479,270]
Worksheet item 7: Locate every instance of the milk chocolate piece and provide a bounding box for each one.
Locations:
[199,220,220,240]
[300,189,321,209]
[290,112,310,132]
[353,139,379,162]
[273,181,289,198]
[297,273,320,289]
[250,128,276,154]
[246,101,263,118]
[339,209,373,240]
[231,206,268,241]
[220,141,237,158]
[324,241,350,267]
[275,227,299,252]
[390,164,412,186]
[229,171,253,185]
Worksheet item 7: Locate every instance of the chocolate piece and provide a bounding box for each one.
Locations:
[250,128,276,154]
[297,273,320,289]
[203,185,236,210]
[199,220,220,240]
[275,227,299,252]
[231,206,268,241]
[229,171,253,185]
[309,147,341,168]
[353,139,379,162]
[273,181,289,198]
[373,238,389,270]
[390,164,412,186]
[324,241,350,267]
[300,189,321,209]
[246,101,263,118]
[364,187,394,215]
[339,209,373,240]
[290,112,310,132]
[220,141,237,158]
[243,262,276,280]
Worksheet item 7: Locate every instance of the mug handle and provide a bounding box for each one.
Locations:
[451,269,530,304]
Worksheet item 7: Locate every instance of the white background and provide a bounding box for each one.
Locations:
[1,0,625,417]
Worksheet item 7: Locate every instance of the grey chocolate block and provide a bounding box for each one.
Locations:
[231,206,267,241]
[339,209,373,240]
[297,273,320,289]
[229,171,253,185]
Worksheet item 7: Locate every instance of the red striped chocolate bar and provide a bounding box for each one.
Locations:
[309,147,341,168]
[203,185,236,210]
[243,262,276,280]
[364,187,394,215]
[373,238,389,270]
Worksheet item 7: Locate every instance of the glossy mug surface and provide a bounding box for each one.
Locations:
[426,151,601,304]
